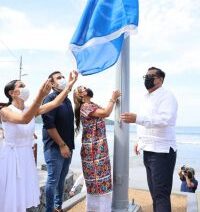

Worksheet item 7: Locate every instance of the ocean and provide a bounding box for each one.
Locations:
[35,124,200,192]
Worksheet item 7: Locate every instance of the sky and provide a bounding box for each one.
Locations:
[0,0,200,126]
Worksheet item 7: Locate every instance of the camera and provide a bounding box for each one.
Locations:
[181,165,188,175]
[181,165,194,179]
[181,165,186,172]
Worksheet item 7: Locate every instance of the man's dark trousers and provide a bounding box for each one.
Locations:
[143,147,177,212]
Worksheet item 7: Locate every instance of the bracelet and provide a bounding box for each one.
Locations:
[59,143,66,148]
[109,99,116,103]
[66,88,71,93]
[65,86,72,93]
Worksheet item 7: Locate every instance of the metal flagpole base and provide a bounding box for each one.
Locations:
[128,203,142,212]
[112,202,142,212]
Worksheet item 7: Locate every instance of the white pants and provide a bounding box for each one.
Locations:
[86,192,112,212]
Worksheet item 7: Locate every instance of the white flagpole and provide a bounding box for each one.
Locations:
[112,36,141,211]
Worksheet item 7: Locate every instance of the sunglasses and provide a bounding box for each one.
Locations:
[143,74,159,79]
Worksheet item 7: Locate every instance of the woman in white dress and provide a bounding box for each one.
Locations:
[0,71,78,212]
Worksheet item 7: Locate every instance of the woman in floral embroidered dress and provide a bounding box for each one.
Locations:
[73,86,120,212]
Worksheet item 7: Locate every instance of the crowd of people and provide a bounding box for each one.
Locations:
[0,67,198,212]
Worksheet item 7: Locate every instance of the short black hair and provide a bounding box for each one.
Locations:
[148,67,165,81]
[48,71,61,82]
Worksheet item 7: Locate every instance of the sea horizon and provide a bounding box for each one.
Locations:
[34,123,200,192]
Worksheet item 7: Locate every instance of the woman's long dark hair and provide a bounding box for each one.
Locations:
[73,90,83,134]
[0,80,18,108]
[0,103,8,109]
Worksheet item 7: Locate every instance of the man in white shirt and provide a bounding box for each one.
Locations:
[121,67,178,212]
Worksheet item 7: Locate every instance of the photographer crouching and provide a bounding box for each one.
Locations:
[179,165,198,193]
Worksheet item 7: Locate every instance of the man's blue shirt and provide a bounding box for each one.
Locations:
[42,91,74,151]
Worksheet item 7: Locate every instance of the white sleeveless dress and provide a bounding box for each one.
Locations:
[0,105,40,212]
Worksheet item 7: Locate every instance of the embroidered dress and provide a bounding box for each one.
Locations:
[0,105,40,212]
[80,102,112,211]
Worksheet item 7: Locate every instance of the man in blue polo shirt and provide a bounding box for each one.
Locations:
[42,71,77,212]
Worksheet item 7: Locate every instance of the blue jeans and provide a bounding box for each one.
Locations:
[44,147,72,212]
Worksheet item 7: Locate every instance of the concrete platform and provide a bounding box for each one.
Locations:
[64,188,199,212]
[29,168,199,211]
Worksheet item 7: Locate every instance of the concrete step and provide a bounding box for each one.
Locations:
[62,192,86,211]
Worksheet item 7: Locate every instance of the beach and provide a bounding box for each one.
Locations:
[68,189,187,212]
[35,124,200,193]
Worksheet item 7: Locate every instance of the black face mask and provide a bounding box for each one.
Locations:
[86,88,93,97]
[144,77,155,90]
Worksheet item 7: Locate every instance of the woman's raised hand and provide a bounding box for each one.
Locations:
[111,90,121,102]
[39,79,52,98]
[67,70,78,90]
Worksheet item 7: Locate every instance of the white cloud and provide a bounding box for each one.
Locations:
[130,0,200,75]
[139,0,199,40]
[0,6,74,51]
[0,0,200,126]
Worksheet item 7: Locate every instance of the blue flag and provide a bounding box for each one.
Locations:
[70,0,139,76]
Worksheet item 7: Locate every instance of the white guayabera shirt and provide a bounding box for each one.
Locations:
[0,127,4,141]
[0,127,5,157]
[136,87,178,153]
